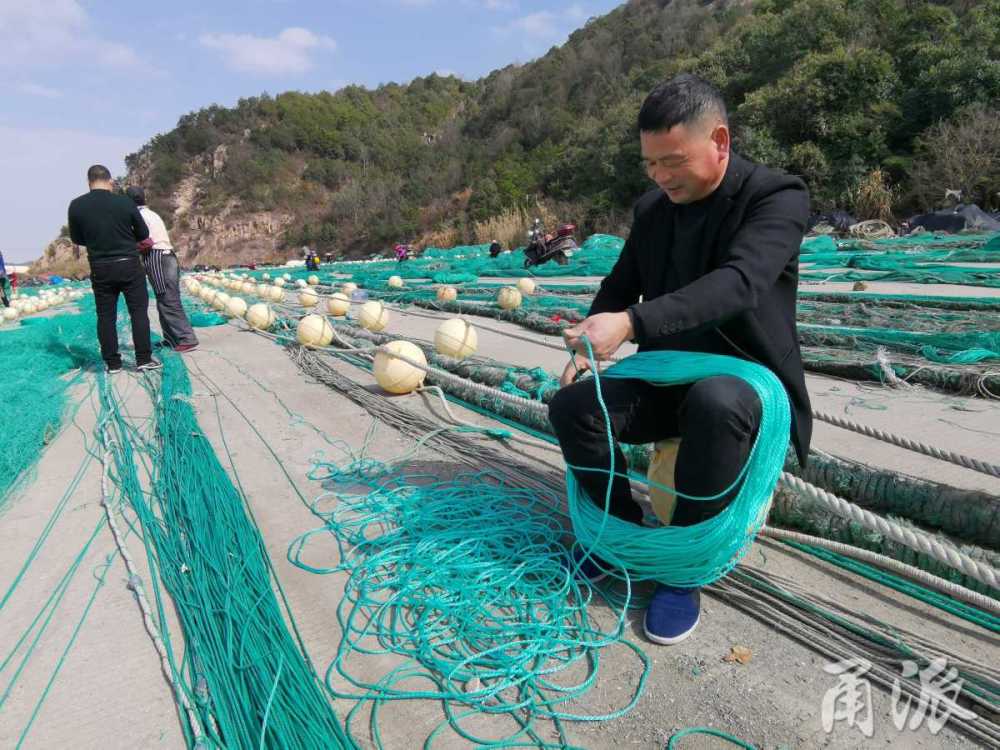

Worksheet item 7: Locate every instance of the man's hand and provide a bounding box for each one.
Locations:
[559,354,591,387]
[562,311,634,362]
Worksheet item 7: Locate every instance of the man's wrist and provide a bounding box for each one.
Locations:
[622,309,636,341]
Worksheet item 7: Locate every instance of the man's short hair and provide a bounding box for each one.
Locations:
[87,164,112,183]
[637,74,728,133]
[126,186,146,205]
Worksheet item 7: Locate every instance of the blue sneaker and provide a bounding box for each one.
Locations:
[569,547,610,583]
[644,584,701,645]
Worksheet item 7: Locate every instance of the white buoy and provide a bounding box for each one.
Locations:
[327,293,350,317]
[274,278,286,288]
[212,292,230,311]
[435,319,478,360]
[374,340,427,394]
[359,301,389,332]
[268,286,286,304]
[387,275,404,289]
[283,273,292,281]
[342,282,358,296]
[262,273,271,281]
[242,281,256,296]
[299,289,319,308]
[516,277,537,295]
[296,314,333,348]
[296,278,308,288]
[246,303,276,331]
[497,286,522,310]
[2,308,18,322]
[436,286,458,302]
[307,275,320,286]
[226,297,248,318]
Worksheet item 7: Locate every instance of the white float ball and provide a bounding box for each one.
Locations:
[436,286,458,302]
[188,280,202,295]
[3,308,18,322]
[359,300,389,332]
[262,273,271,281]
[387,275,404,289]
[307,275,320,286]
[517,277,537,295]
[497,286,522,310]
[246,303,276,331]
[268,286,286,304]
[327,293,350,317]
[274,278,286,288]
[296,314,333,348]
[342,282,358,296]
[296,278,308,288]
[283,273,292,281]
[212,292,230,311]
[435,319,478,360]
[373,340,427,394]
[226,297,248,318]
[242,282,256,296]
[298,289,319,307]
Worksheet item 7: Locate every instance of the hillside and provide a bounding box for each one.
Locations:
[121,0,1000,266]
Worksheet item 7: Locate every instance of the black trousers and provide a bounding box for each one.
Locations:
[89,256,152,368]
[549,375,762,527]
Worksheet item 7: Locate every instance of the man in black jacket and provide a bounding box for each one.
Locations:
[549,75,811,645]
[68,165,160,373]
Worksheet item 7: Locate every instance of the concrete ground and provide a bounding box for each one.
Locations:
[1,276,998,749]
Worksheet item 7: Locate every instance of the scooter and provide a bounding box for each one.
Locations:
[522,219,577,268]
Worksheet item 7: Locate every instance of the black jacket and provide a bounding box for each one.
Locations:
[68,189,149,263]
[590,152,812,464]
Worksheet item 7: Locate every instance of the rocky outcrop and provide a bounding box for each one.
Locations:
[28,237,88,279]
[171,203,297,266]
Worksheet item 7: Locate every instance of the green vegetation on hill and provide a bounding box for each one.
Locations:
[126,0,1000,258]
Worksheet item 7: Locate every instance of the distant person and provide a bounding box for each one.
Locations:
[126,186,199,353]
[489,239,503,258]
[303,246,319,271]
[68,165,159,373]
[0,250,10,307]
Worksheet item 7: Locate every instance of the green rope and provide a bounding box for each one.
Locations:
[566,344,790,588]
[666,726,757,748]
[782,541,1000,632]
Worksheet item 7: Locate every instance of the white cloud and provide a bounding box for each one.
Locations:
[0,125,142,262]
[17,82,63,99]
[494,3,590,53]
[0,1,143,71]
[200,27,336,75]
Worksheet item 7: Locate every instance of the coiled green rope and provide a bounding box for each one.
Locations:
[566,345,791,588]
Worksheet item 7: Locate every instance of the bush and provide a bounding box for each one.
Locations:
[907,104,1000,211]
[849,169,897,222]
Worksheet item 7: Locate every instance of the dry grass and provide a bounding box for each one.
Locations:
[849,169,897,223]
[419,225,461,249]
[472,201,560,249]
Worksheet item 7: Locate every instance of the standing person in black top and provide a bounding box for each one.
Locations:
[549,75,811,645]
[68,165,160,373]
[0,251,10,307]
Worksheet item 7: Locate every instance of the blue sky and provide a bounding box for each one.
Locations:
[1,0,623,262]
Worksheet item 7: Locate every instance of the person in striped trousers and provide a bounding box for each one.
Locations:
[125,187,199,353]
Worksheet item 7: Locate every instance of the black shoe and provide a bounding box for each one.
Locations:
[136,359,163,372]
[107,365,123,375]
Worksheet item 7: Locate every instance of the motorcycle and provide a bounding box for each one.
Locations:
[522,219,577,268]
